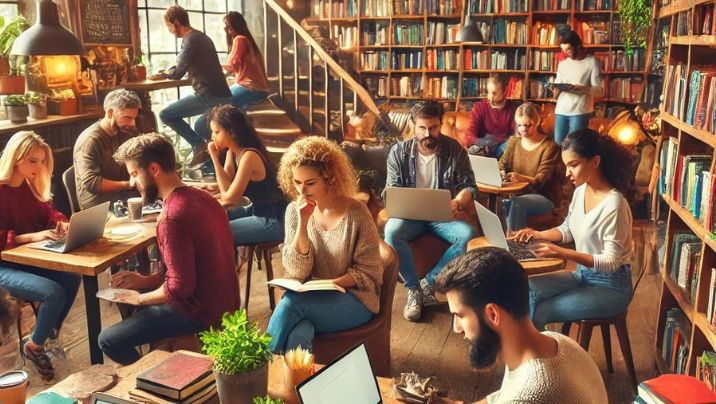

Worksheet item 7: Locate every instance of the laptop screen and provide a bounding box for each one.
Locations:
[297,343,382,404]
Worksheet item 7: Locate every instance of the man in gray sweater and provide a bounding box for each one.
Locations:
[153,5,231,167]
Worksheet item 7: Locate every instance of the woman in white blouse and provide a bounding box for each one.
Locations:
[512,128,634,330]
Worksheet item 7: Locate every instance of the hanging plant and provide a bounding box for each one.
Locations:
[618,0,652,56]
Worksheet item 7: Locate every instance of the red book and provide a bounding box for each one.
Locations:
[639,374,716,403]
[136,352,214,401]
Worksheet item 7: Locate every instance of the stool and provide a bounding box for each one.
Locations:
[561,311,637,388]
[237,241,281,312]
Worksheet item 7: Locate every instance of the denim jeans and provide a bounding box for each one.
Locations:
[529,264,633,331]
[158,92,230,148]
[0,263,81,345]
[98,303,206,365]
[476,135,509,158]
[384,218,475,290]
[502,194,554,231]
[193,85,269,143]
[267,290,373,353]
[554,113,592,146]
[227,204,285,245]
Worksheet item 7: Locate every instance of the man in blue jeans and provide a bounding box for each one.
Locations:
[384,101,477,322]
[152,5,231,168]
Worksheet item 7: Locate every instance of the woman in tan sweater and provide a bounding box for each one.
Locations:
[499,103,561,231]
[266,136,383,353]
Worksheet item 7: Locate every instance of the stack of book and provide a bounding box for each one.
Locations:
[393,23,424,46]
[668,231,701,301]
[491,50,526,70]
[661,308,691,375]
[464,48,490,70]
[360,50,389,71]
[359,0,390,17]
[493,19,527,44]
[426,0,461,15]
[635,374,716,403]
[361,22,389,46]
[392,50,423,70]
[684,69,716,133]
[130,352,217,404]
[427,21,460,45]
[424,76,457,100]
[392,0,424,15]
[532,22,559,46]
[426,49,458,71]
[390,75,422,97]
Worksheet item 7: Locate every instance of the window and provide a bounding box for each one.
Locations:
[0,1,18,23]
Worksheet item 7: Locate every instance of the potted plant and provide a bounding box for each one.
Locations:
[3,94,27,123]
[0,17,30,94]
[199,309,273,404]
[617,0,652,57]
[253,396,284,404]
[25,91,48,119]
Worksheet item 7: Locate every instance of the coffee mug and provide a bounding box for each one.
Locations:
[0,370,28,404]
[127,197,143,222]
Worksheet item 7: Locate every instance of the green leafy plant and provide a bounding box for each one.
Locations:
[252,396,284,404]
[25,91,48,105]
[3,94,26,106]
[199,309,273,374]
[617,0,652,56]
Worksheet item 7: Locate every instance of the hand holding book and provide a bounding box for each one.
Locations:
[267,278,346,293]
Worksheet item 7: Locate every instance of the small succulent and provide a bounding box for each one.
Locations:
[252,396,284,404]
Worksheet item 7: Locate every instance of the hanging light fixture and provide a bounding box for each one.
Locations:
[455,0,484,43]
[11,0,85,56]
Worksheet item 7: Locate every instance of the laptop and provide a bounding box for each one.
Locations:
[474,202,538,261]
[29,202,110,253]
[89,392,135,404]
[469,155,513,188]
[297,342,382,404]
[385,187,452,222]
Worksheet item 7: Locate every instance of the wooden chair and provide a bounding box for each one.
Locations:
[62,166,80,214]
[236,240,281,313]
[312,241,399,377]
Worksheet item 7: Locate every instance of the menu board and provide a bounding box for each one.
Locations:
[78,0,132,46]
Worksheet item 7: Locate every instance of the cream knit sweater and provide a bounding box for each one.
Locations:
[281,199,383,313]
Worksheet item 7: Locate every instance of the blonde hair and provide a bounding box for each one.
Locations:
[278,136,357,200]
[515,102,542,127]
[0,131,54,201]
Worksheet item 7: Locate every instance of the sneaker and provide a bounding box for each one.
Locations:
[403,288,423,322]
[187,143,210,168]
[420,279,438,307]
[21,337,55,381]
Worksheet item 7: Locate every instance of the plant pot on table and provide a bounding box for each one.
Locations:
[47,98,78,116]
[215,364,268,404]
[5,105,27,123]
[28,103,47,119]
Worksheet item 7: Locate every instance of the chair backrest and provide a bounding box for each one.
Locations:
[378,241,399,316]
[62,166,80,214]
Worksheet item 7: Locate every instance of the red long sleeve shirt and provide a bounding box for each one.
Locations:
[465,99,519,148]
[0,182,67,252]
[158,186,239,327]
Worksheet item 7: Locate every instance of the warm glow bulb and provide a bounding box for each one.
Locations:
[286,0,295,9]
[617,125,637,145]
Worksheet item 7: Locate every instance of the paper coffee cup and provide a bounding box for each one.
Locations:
[0,370,28,404]
[127,197,143,222]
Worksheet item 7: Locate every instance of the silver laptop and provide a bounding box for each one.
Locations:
[385,187,452,222]
[297,342,382,404]
[475,202,537,261]
[30,202,110,253]
[469,155,513,188]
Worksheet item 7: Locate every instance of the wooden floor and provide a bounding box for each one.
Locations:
[24,221,660,403]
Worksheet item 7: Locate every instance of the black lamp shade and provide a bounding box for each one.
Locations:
[455,18,485,43]
[11,0,85,56]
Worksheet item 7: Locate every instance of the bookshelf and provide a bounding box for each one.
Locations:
[307,0,650,109]
[655,0,716,389]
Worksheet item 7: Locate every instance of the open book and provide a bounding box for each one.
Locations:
[267,278,345,293]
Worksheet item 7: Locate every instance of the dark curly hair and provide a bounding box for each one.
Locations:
[410,101,444,123]
[562,128,636,195]
[207,104,270,164]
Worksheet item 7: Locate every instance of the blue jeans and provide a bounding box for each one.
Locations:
[98,303,206,365]
[0,263,80,345]
[266,291,373,353]
[476,135,509,158]
[227,204,285,245]
[529,264,633,331]
[502,194,554,231]
[193,85,269,143]
[554,113,592,146]
[158,92,230,148]
[384,218,475,290]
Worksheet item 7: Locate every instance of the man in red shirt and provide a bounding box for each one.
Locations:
[98,133,239,365]
[465,74,518,158]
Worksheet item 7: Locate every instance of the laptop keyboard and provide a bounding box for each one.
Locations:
[507,240,536,261]
[44,238,67,250]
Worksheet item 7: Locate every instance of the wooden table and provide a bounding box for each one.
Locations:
[1,217,157,365]
[468,236,566,276]
[477,181,529,213]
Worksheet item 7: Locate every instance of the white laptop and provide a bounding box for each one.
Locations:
[469,155,513,188]
[474,202,537,261]
[29,202,110,253]
[297,342,382,404]
[385,187,452,222]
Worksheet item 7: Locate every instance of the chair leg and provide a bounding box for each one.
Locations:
[242,246,256,313]
[615,315,638,388]
[561,322,572,336]
[576,323,594,351]
[263,248,276,310]
[600,324,613,373]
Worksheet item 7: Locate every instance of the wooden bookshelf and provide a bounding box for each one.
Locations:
[307,0,651,108]
[655,0,716,385]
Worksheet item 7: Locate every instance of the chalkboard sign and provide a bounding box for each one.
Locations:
[78,0,132,46]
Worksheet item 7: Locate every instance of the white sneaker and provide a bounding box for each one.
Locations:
[420,279,438,307]
[403,289,423,321]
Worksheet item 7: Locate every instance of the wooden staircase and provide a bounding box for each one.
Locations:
[245,98,302,152]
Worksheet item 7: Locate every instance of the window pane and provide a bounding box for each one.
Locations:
[188,11,203,31]
[147,0,174,7]
[0,4,18,23]
[178,0,203,11]
[204,0,227,12]
[205,13,227,53]
[148,9,177,52]
[148,53,178,75]
[138,10,149,57]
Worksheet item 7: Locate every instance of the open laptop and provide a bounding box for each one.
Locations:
[385,187,452,222]
[297,342,382,404]
[29,202,110,253]
[475,201,538,261]
[469,155,513,188]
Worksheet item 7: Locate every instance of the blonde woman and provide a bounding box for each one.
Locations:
[0,131,80,380]
[499,103,561,231]
[266,136,383,353]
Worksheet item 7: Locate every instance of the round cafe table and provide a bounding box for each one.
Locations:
[477,181,529,214]
[468,236,566,276]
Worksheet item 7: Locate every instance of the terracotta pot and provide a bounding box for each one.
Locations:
[28,103,47,119]
[130,64,147,81]
[5,105,27,123]
[214,364,268,404]
[0,76,25,95]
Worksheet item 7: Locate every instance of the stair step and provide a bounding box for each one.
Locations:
[245,99,287,117]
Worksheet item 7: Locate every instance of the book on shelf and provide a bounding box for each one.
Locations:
[675,10,692,37]
[463,76,522,98]
[577,0,610,11]
[578,20,609,45]
[492,0,528,13]
[658,136,678,196]
[426,0,461,15]
[391,49,423,70]
[684,69,716,133]
[391,75,422,97]
[359,0,390,17]
[493,19,527,44]
[695,3,715,36]
[668,232,700,296]
[392,0,424,15]
[268,278,346,293]
[393,23,424,46]
[426,48,458,71]
[533,0,570,11]
[636,374,716,403]
[663,63,687,120]
[360,50,389,71]
[661,308,691,374]
[697,351,716,392]
[611,48,645,72]
[329,0,358,18]
[593,51,609,73]
[427,21,460,45]
[464,48,490,70]
[708,268,716,330]
[608,77,643,102]
[361,21,389,46]
[135,352,214,401]
[531,50,560,72]
[333,25,357,49]
[424,75,458,100]
[531,22,558,46]
[529,76,556,99]
[491,50,526,70]
[364,76,389,97]
[470,0,493,14]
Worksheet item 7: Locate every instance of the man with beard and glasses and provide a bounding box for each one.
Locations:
[73,89,141,209]
[97,133,239,365]
[465,74,518,158]
[433,247,607,404]
[384,101,477,322]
